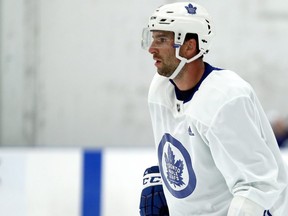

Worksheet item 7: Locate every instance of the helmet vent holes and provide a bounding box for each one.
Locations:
[159,18,174,25]
[166,11,174,13]
[205,20,211,34]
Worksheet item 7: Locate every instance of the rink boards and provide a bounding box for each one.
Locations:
[0,148,157,216]
[0,148,287,216]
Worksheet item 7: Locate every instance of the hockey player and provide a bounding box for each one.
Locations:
[140,2,288,215]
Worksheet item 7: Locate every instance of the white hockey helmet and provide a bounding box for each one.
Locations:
[142,2,215,79]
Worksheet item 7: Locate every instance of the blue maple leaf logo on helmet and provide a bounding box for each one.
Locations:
[185,3,197,14]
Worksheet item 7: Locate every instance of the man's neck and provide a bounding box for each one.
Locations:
[172,60,205,91]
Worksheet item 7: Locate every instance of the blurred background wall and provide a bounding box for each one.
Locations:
[0,0,288,147]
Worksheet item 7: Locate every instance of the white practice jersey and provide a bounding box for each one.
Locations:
[148,63,288,215]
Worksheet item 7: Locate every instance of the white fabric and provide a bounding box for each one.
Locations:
[148,67,288,215]
[227,196,264,216]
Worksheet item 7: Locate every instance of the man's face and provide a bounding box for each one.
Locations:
[148,31,180,77]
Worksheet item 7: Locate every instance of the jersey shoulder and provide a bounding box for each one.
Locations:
[188,69,255,125]
[203,69,252,95]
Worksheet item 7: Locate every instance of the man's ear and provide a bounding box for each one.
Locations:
[180,39,197,58]
[186,39,197,52]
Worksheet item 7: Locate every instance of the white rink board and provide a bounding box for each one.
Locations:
[0,147,157,216]
[0,149,82,216]
[0,147,288,216]
[101,148,157,216]
[0,151,28,216]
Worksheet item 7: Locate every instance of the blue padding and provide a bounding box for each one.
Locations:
[82,150,102,216]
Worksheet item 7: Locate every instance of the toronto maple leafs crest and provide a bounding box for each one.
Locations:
[185,3,197,15]
[158,133,197,198]
[164,144,185,188]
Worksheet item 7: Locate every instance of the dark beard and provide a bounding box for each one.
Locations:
[157,64,178,77]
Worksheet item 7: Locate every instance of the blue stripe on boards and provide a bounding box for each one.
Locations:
[82,150,102,216]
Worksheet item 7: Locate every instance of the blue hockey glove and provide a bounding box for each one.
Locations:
[139,166,169,216]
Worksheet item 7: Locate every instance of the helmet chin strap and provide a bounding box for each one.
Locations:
[168,48,204,80]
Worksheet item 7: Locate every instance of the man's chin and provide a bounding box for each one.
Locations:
[157,70,173,78]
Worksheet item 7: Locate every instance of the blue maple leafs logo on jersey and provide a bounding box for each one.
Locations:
[185,3,197,14]
[164,144,185,188]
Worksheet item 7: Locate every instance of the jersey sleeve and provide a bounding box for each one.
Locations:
[205,94,287,210]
